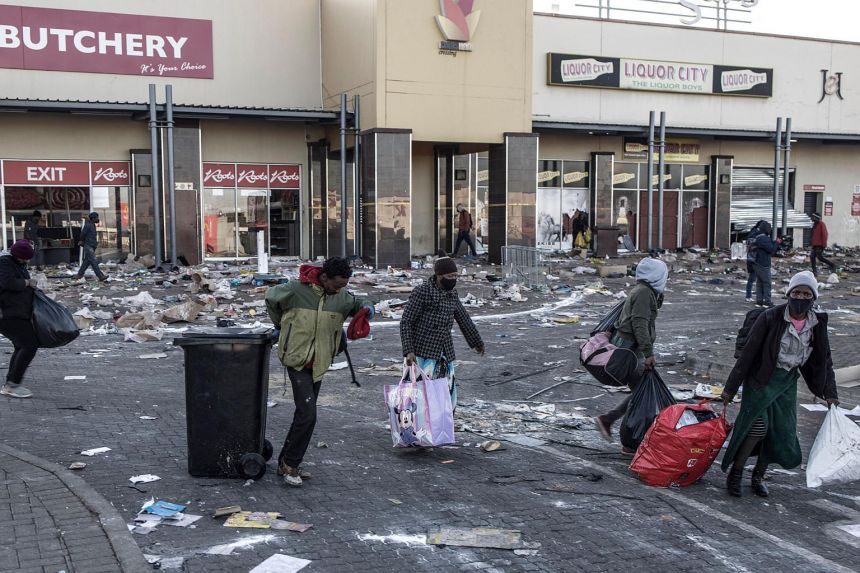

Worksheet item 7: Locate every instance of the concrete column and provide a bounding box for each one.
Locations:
[710,155,734,250]
[487,133,538,264]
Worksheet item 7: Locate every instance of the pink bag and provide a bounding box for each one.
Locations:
[579,332,638,387]
[384,364,455,447]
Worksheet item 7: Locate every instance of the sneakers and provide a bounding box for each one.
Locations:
[593,416,612,443]
[1,383,33,399]
[98,275,109,283]
[745,297,754,303]
[277,461,311,486]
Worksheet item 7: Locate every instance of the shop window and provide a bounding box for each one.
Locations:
[537,159,590,251]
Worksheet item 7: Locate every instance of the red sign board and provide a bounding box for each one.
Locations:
[0,4,213,78]
[853,194,860,217]
[803,184,826,191]
[269,164,301,189]
[202,163,236,187]
[2,160,90,185]
[91,161,130,185]
[824,201,833,217]
[236,164,269,188]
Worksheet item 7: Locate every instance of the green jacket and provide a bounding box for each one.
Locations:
[614,281,659,358]
[265,281,368,381]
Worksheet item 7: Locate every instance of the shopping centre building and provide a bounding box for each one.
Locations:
[1,0,858,268]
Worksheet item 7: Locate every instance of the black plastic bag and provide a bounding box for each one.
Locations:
[31,290,79,348]
[591,300,625,336]
[619,369,676,450]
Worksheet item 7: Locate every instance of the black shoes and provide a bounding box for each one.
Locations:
[727,466,743,497]
[751,470,769,497]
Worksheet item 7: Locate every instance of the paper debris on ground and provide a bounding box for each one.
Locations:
[162,300,205,323]
[80,447,111,456]
[427,527,523,549]
[65,375,86,380]
[139,415,158,420]
[129,474,161,484]
[143,500,187,518]
[224,511,281,528]
[162,513,203,528]
[124,328,164,343]
[269,520,313,532]
[139,353,168,360]
[68,462,86,470]
[328,361,349,371]
[205,534,276,555]
[213,505,242,518]
[250,554,312,573]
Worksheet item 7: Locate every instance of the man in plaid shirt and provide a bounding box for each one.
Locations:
[400,256,484,408]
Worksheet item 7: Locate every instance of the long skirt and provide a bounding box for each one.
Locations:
[721,368,802,471]
[416,356,457,408]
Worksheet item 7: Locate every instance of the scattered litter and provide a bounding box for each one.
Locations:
[440,460,455,464]
[139,416,158,420]
[481,440,502,452]
[827,273,840,285]
[224,511,281,529]
[269,521,313,532]
[142,500,187,518]
[357,533,427,545]
[205,534,276,555]
[124,329,164,343]
[316,441,328,448]
[267,400,277,408]
[250,553,311,573]
[328,361,349,371]
[388,498,403,505]
[213,505,242,518]
[64,375,86,380]
[80,447,111,456]
[129,474,161,485]
[68,462,86,470]
[427,527,523,550]
[156,556,185,569]
[162,514,203,528]
[139,353,168,360]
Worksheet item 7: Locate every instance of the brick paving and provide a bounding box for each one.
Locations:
[0,260,857,572]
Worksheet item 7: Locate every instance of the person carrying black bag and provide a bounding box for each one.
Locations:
[593,257,668,454]
[0,240,41,399]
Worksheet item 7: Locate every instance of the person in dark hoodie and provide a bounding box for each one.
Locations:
[265,257,373,487]
[749,220,778,307]
[0,240,41,399]
[76,212,108,282]
[593,257,668,454]
[23,210,43,270]
[744,220,765,302]
[721,271,838,498]
[400,256,484,410]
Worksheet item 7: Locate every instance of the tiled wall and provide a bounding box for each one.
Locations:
[487,134,538,263]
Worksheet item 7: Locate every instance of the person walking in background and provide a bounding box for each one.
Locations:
[721,271,838,498]
[23,210,43,271]
[265,257,373,487]
[749,221,778,307]
[809,213,836,277]
[400,256,484,410]
[0,241,41,399]
[76,212,107,282]
[744,220,764,302]
[593,257,668,454]
[452,203,477,257]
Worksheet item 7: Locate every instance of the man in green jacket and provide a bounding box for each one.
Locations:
[265,257,373,486]
[593,257,668,454]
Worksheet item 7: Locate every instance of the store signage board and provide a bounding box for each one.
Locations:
[803,184,826,191]
[202,163,236,187]
[0,4,213,78]
[268,165,300,189]
[2,160,90,185]
[623,137,701,162]
[236,164,269,189]
[852,192,860,217]
[91,161,130,185]
[547,53,773,97]
[203,162,301,190]
[824,201,833,216]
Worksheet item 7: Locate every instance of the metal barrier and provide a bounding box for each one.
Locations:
[501,245,548,287]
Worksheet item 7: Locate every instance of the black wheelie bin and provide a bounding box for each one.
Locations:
[174,328,275,480]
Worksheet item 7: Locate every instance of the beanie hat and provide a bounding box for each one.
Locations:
[434,256,457,276]
[89,212,99,220]
[10,240,34,260]
[787,270,819,300]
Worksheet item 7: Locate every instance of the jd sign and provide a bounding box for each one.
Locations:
[678,0,758,26]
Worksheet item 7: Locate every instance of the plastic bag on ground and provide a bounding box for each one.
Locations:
[619,369,677,450]
[630,402,730,488]
[384,365,454,447]
[806,407,860,488]
[31,290,80,348]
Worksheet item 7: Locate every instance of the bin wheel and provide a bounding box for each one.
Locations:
[239,453,266,481]
[262,439,273,462]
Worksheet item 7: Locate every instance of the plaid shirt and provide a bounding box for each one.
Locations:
[400,278,483,361]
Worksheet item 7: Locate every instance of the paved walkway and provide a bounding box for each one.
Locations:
[0,444,149,573]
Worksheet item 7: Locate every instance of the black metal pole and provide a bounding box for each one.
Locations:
[353,94,361,258]
[165,85,177,268]
[772,117,782,240]
[657,111,666,251]
[340,94,348,258]
[646,111,655,251]
[781,117,792,237]
[148,84,162,267]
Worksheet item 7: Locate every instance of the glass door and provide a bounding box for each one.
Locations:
[203,186,237,258]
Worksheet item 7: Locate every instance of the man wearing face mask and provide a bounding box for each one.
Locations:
[594,257,668,454]
[721,271,838,498]
[401,256,484,409]
[266,257,373,487]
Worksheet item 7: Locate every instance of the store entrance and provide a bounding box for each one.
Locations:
[436,151,489,256]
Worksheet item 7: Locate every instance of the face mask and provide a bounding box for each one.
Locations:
[788,298,814,316]
[440,277,457,291]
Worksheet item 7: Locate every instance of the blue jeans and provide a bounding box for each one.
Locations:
[453,230,477,256]
[745,262,756,299]
[77,245,106,280]
[753,263,772,305]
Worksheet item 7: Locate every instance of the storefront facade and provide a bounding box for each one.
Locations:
[1,1,858,268]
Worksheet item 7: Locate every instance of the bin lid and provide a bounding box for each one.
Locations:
[174,326,273,346]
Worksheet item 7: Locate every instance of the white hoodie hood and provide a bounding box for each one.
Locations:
[635,257,669,294]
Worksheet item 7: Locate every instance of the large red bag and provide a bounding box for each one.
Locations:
[629,402,731,488]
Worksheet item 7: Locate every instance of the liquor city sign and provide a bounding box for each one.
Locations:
[0,4,213,78]
[547,53,772,97]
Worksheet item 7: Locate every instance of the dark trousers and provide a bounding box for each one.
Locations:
[77,246,106,280]
[745,261,756,299]
[278,367,321,467]
[753,263,772,305]
[810,246,836,276]
[603,333,645,425]
[453,230,477,256]
[0,318,39,385]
